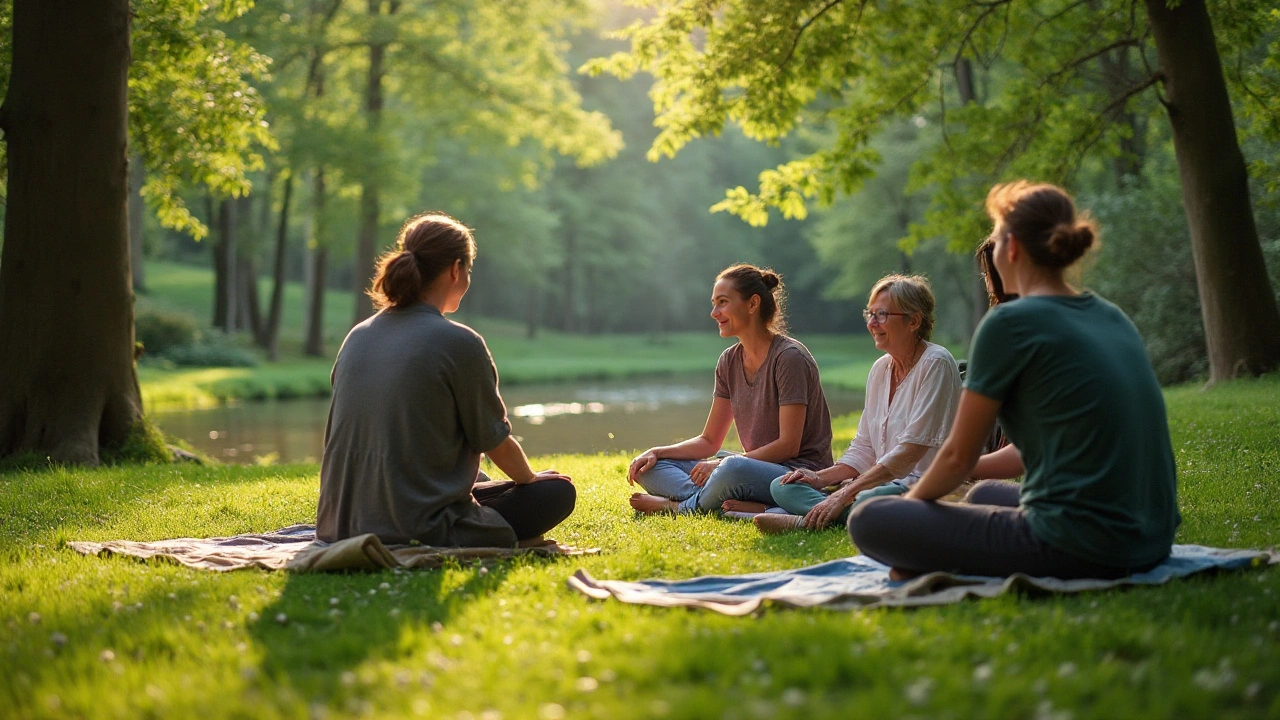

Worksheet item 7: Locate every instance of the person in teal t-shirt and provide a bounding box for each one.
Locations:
[847,180,1180,580]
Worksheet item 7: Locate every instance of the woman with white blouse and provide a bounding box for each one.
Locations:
[755,274,962,533]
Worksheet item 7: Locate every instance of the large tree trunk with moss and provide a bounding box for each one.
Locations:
[1145,0,1280,381]
[0,0,143,464]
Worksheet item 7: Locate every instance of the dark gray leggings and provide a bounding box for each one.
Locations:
[846,480,1161,579]
[473,478,576,541]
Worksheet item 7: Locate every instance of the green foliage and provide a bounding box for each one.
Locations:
[135,305,260,368]
[1083,175,1209,385]
[134,307,202,356]
[1,375,1279,718]
[591,0,1279,254]
[161,335,260,368]
[130,0,275,238]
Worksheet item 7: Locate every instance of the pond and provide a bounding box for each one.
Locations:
[154,373,865,464]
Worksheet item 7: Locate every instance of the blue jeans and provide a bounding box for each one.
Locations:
[635,454,793,514]
[770,477,911,525]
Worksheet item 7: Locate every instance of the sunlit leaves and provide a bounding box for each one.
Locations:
[130,0,275,238]
[595,0,1279,252]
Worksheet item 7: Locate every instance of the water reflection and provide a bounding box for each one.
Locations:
[154,373,864,464]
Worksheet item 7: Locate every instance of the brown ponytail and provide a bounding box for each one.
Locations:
[368,212,475,311]
[717,264,788,334]
[985,181,1097,270]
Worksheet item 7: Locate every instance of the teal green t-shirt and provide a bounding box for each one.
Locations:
[965,293,1180,568]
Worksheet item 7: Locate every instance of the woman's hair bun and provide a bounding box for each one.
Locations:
[1045,221,1095,266]
[761,271,781,291]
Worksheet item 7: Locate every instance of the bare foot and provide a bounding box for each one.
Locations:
[753,513,804,535]
[722,500,769,514]
[888,567,921,582]
[517,535,557,548]
[629,493,679,515]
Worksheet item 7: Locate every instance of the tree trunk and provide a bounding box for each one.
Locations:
[213,198,237,332]
[0,0,142,464]
[264,172,294,360]
[305,168,328,357]
[238,255,262,341]
[352,0,396,328]
[526,284,539,340]
[128,151,146,294]
[1145,0,1280,380]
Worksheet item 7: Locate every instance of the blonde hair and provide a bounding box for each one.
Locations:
[868,274,936,341]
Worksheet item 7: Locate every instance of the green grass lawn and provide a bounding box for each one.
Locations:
[137,261,889,411]
[3,376,1279,718]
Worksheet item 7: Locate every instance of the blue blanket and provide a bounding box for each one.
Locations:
[568,544,1277,614]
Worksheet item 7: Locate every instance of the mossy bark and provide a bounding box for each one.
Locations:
[1146,0,1280,381]
[0,0,143,465]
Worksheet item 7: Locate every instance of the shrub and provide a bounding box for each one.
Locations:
[135,308,200,357]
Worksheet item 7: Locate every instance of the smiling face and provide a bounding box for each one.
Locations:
[865,289,920,356]
[710,278,759,338]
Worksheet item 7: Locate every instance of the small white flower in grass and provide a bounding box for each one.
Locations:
[479,567,489,576]
[228,595,239,609]
[340,671,357,686]
[1245,682,1262,700]
[1034,700,1073,720]
[503,635,513,645]
[576,676,599,692]
[546,610,557,619]
[390,608,401,618]
[99,649,115,663]
[1192,659,1236,691]
[973,663,993,683]
[576,650,591,663]
[379,582,391,590]
[480,710,502,720]
[28,612,40,624]
[329,597,339,606]
[450,634,464,647]
[248,612,259,622]
[781,688,806,707]
[600,669,617,683]
[275,613,288,625]
[1057,662,1077,678]
[538,703,565,720]
[369,589,377,596]
[904,678,933,706]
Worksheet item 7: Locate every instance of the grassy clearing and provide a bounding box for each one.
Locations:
[137,261,887,410]
[3,375,1278,718]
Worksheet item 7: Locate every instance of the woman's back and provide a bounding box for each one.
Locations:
[966,293,1180,567]
[317,302,515,547]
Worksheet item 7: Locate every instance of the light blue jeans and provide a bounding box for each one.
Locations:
[770,477,911,525]
[635,454,792,514]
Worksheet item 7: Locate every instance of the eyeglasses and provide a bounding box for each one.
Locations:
[862,309,910,324]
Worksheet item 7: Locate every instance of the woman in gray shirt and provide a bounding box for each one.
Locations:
[317,213,575,548]
[627,264,834,515]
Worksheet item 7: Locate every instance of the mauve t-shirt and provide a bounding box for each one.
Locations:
[713,335,834,470]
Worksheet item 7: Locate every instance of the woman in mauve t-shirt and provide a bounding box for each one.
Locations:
[627,264,834,515]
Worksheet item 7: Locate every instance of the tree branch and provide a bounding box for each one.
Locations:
[779,0,852,72]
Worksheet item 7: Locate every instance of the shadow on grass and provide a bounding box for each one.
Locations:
[245,559,517,702]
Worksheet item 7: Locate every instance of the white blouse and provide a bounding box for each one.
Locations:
[838,342,962,485]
